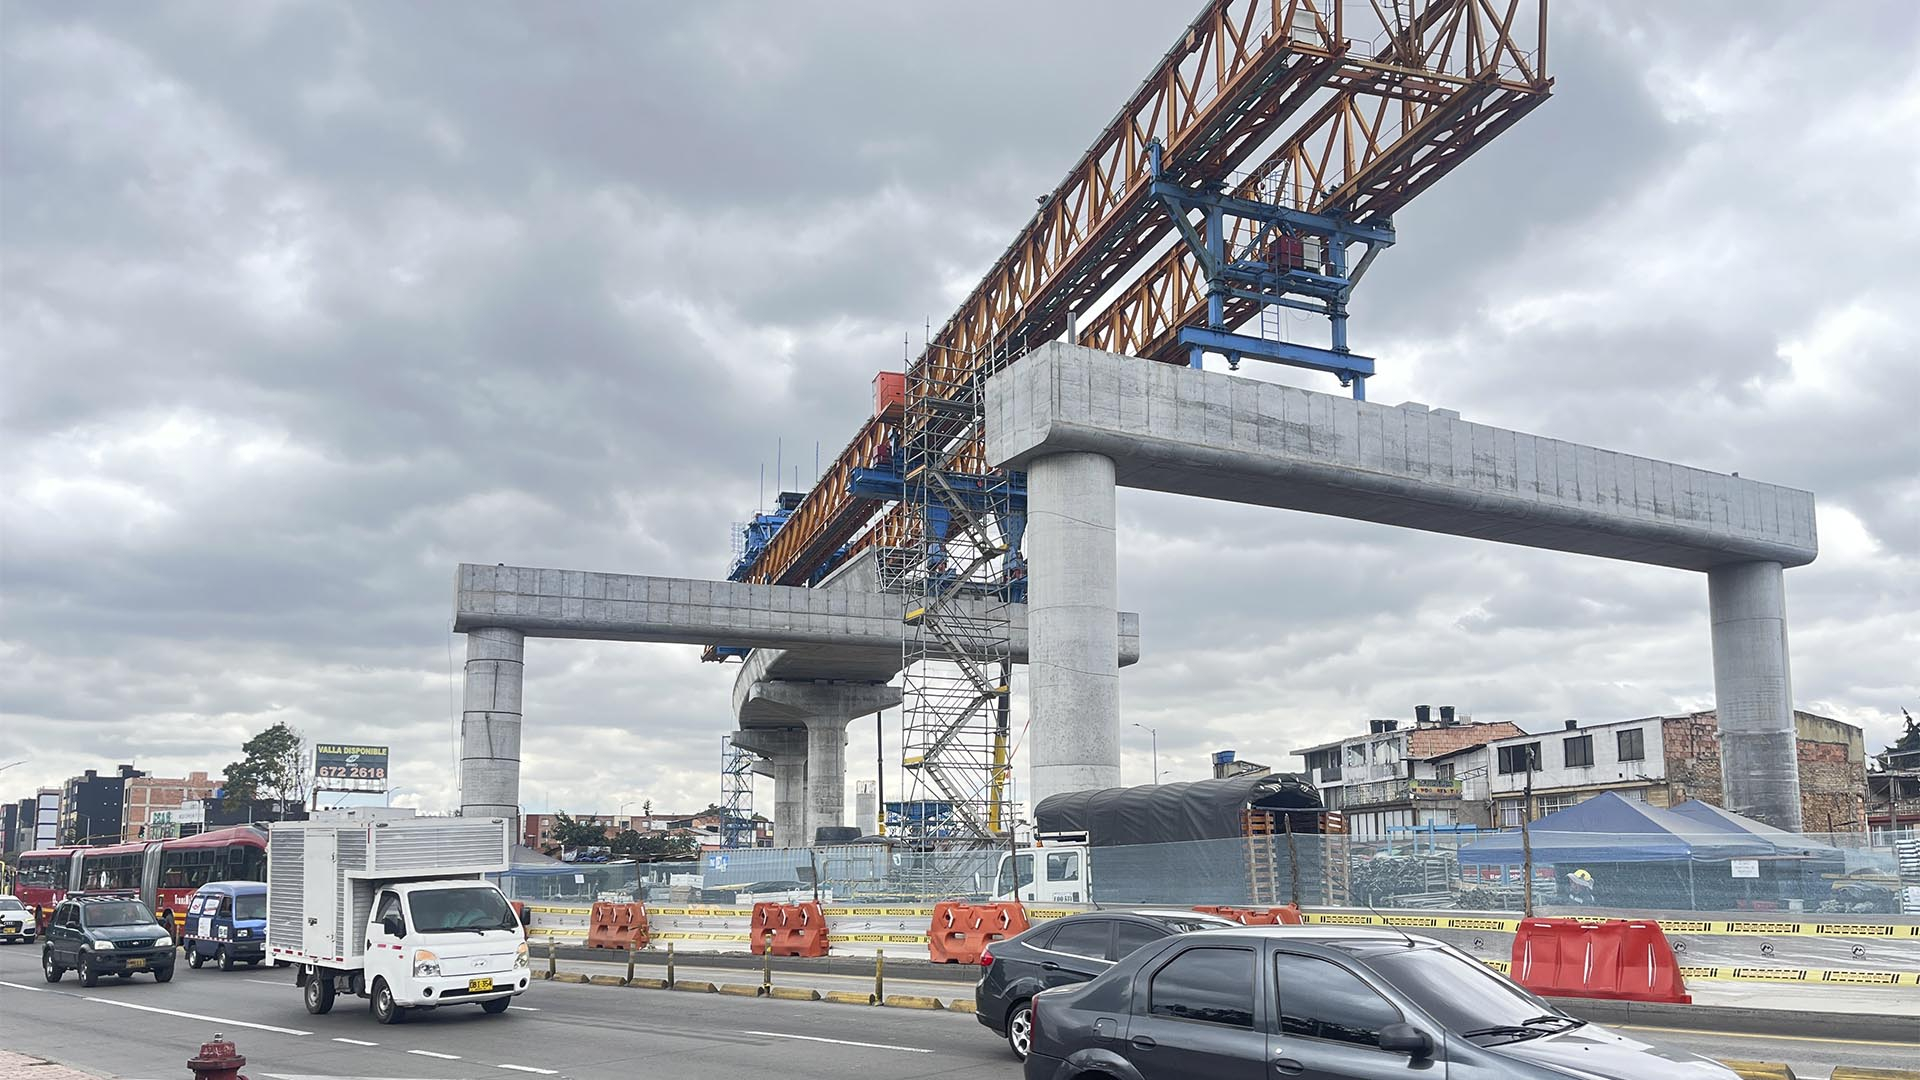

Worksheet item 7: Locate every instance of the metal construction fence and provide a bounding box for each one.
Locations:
[494,832,1917,917]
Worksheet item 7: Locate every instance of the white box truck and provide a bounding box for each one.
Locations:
[266,811,530,1022]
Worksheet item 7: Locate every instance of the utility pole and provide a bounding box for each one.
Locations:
[1520,747,1536,918]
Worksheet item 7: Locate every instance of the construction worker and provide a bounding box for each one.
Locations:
[1568,868,1596,905]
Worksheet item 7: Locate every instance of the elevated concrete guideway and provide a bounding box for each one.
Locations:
[987,343,1817,572]
[988,343,1820,828]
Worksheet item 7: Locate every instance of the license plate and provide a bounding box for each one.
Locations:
[467,977,493,993]
[127,958,147,969]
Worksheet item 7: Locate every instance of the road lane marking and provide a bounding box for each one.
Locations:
[1614,1023,1920,1048]
[508,1005,540,1011]
[497,1066,559,1075]
[244,978,287,986]
[742,1030,932,1054]
[331,1037,378,1046]
[83,997,311,1036]
[0,980,52,993]
[408,1049,461,1059]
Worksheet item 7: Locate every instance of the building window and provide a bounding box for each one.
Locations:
[1535,793,1586,816]
[1345,744,1366,769]
[1563,735,1594,768]
[1434,763,1455,782]
[1497,743,1539,775]
[1617,728,1645,762]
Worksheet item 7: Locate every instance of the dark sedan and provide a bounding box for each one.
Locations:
[978,909,1238,1060]
[1023,925,1740,1080]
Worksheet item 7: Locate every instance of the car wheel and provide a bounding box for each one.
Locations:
[480,996,512,1015]
[1006,999,1034,1061]
[371,979,407,1024]
[187,948,205,969]
[153,965,174,984]
[79,955,99,988]
[217,946,234,971]
[41,949,62,983]
[304,971,336,1015]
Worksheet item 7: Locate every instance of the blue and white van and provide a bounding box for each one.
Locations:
[183,880,266,970]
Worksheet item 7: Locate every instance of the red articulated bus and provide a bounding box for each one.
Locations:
[9,826,268,932]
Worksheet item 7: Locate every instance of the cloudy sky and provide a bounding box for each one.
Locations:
[4,1,1916,826]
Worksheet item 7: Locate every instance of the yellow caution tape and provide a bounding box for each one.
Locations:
[1301,912,1920,940]
[1475,956,1919,986]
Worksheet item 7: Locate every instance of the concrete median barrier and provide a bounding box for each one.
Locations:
[586,974,623,986]
[882,994,944,1010]
[1719,1063,1796,1080]
[1830,1070,1920,1080]
[551,971,589,984]
[627,977,669,989]
[945,998,978,1014]
[768,986,822,1001]
[671,980,718,993]
[821,990,876,1005]
[718,983,764,997]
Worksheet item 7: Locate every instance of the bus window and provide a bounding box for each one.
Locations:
[227,845,266,882]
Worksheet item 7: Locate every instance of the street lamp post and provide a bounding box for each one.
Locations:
[1132,724,1158,785]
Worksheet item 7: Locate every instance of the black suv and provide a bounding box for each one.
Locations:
[41,894,176,987]
[977,909,1237,1060]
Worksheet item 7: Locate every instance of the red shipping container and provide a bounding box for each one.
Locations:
[874,372,906,420]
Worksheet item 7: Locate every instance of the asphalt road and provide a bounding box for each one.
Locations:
[0,944,1912,1079]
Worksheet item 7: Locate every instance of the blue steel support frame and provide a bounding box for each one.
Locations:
[1147,141,1394,400]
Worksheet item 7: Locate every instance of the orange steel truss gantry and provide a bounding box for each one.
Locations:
[730,0,1552,594]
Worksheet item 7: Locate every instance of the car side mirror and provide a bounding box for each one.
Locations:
[518,907,532,926]
[381,914,405,939]
[1378,1023,1432,1058]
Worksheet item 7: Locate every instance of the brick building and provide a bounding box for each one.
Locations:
[121,772,220,841]
[1654,710,1867,833]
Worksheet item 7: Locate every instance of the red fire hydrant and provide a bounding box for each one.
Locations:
[187,1032,247,1080]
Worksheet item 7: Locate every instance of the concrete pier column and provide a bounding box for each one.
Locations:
[1709,561,1803,831]
[1026,451,1121,808]
[734,728,809,848]
[741,681,900,846]
[460,627,525,820]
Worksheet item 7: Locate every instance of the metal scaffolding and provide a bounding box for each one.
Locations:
[892,338,1024,843]
[720,734,755,848]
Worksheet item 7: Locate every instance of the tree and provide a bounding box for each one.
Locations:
[223,722,309,808]
[610,829,700,863]
[549,811,612,851]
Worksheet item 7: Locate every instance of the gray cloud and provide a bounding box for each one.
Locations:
[2,1,1914,821]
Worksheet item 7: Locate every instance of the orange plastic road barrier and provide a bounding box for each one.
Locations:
[585,902,650,949]
[1510,917,1690,1005]
[1192,905,1304,925]
[927,901,1031,964]
[750,902,828,958]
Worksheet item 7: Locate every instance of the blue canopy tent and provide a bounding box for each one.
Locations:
[1665,799,1839,857]
[1456,792,1779,910]
[1458,792,1776,867]
[1667,798,1848,909]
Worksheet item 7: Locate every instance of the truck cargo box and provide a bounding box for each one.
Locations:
[266,815,512,969]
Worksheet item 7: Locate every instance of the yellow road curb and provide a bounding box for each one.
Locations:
[882,995,944,1010]
[550,972,589,984]
[767,986,822,1001]
[1831,1069,1920,1080]
[945,998,978,1014]
[1719,1062,1796,1080]
[718,983,765,997]
[627,977,668,989]
[821,990,877,1006]
[586,974,623,986]
[670,980,718,993]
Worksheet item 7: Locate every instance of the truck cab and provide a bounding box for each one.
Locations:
[360,880,529,1020]
[993,843,1091,903]
[184,881,267,970]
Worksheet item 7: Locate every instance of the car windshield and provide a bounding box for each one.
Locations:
[1364,945,1569,1041]
[82,901,154,928]
[407,887,516,933]
[0,898,24,911]
[233,893,267,921]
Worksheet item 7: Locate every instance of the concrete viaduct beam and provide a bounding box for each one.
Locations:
[987,343,1818,826]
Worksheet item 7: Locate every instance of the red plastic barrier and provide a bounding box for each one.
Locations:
[1510,918,1690,1004]
[585,902,649,949]
[1192,905,1304,925]
[750,902,828,957]
[927,901,1030,964]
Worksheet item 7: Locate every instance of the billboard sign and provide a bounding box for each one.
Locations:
[314,744,390,789]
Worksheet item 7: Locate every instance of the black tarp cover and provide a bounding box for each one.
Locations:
[1034,773,1321,847]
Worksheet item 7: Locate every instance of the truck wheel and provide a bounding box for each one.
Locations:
[41,949,62,983]
[480,997,511,1015]
[304,971,336,1015]
[187,948,205,969]
[371,979,407,1024]
[217,946,235,971]
[1005,999,1033,1060]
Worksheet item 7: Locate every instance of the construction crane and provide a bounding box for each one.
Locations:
[718,0,1553,841]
